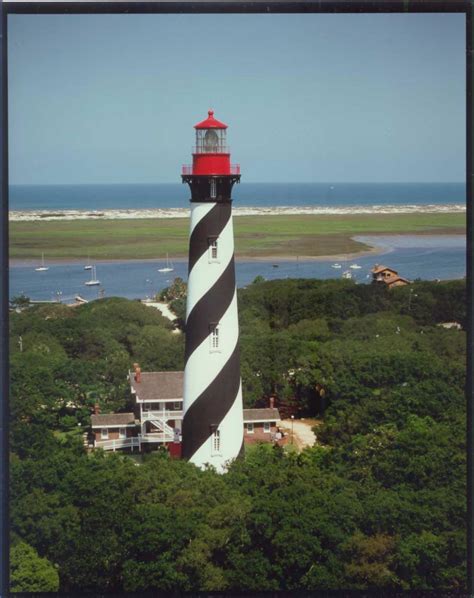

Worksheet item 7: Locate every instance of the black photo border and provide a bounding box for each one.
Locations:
[0,1,471,595]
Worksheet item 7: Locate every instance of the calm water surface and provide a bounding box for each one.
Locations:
[9,235,466,303]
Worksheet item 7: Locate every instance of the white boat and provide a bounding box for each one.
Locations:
[349,264,362,269]
[35,253,49,272]
[158,254,174,273]
[331,263,342,269]
[84,254,92,270]
[342,270,352,279]
[84,265,100,286]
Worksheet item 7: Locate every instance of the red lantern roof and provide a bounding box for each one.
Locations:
[194,109,228,130]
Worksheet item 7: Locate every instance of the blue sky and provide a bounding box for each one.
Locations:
[8,13,465,184]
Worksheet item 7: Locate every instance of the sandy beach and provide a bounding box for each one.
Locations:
[8,203,466,222]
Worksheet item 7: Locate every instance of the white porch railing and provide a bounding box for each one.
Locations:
[141,410,183,422]
[95,437,141,451]
[140,432,175,443]
[95,432,178,451]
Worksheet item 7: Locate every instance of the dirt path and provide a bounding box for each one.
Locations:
[141,301,181,333]
[279,418,320,450]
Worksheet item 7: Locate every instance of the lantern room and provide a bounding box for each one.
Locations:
[194,110,228,154]
[182,110,240,177]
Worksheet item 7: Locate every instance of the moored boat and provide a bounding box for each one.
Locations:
[35,253,49,272]
[84,265,100,286]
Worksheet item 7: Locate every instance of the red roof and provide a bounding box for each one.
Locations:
[194,110,228,129]
[371,265,398,275]
[386,276,410,286]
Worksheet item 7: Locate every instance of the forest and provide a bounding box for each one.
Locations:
[9,278,467,592]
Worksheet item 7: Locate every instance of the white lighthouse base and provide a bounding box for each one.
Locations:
[188,381,243,473]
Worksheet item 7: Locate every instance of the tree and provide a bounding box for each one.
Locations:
[8,284,467,592]
[10,540,59,592]
[159,277,187,301]
[10,294,31,310]
[343,532,400,589]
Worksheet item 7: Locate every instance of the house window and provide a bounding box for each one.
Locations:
[173,401,181,411]
[210,178,217,199]
[246,422,254,434]
[212,429,221,453]
[263,422,271,433]
[101,428,108,440]
[210,324,220,351]
[119,427,126,439]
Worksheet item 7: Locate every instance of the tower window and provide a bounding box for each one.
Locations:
[212,429,221,453]
[208,238,218,261]
[210,324,220,351]
[210,178,217,199]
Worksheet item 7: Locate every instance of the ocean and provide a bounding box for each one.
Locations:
[9,182,466,212]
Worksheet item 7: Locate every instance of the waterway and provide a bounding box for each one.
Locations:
[9,235,466,304]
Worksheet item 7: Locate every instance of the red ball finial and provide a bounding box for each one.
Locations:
[208,109,214,117]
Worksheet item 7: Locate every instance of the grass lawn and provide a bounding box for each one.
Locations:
[9,212,465,260]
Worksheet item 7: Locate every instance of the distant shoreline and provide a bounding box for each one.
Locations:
[8,203,466,222]
[5,241,412,267]
[11,232,466,268]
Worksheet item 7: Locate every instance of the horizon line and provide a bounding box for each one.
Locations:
[9,180,467,187]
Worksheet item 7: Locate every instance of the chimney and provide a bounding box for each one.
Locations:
[269,396,275,409]
[133,362,141,383]
[94,403,100,415]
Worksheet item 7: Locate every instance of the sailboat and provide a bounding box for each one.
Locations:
[84,254,92,270]
[342,270,353,279]
[35,253,49,272]
[349,264,362,269]
[331,263,342,269]
[84,265,100,286]
[158,254,174,273]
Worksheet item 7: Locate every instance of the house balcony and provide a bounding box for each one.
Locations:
[140,432,177,443]
[95,437,141,451]
[95,432,178,451]
[141,410,183,423]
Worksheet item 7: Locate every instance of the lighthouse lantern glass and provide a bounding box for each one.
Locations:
[195,128,227,154]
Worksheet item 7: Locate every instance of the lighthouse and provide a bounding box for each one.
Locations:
[181,110,243,471]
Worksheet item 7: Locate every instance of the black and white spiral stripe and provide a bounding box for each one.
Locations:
[182,201,244,470]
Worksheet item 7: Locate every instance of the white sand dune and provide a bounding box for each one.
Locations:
[8,204,466,222]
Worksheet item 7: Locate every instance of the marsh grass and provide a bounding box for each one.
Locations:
[10,213,465,260]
